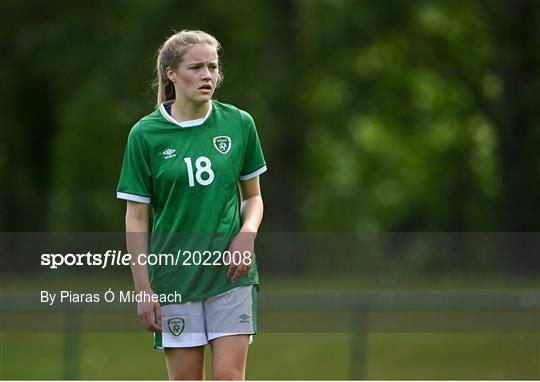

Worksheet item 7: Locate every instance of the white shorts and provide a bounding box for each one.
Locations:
[154,285,257,349]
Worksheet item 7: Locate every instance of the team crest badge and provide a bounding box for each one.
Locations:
[213,136,231,154]
[167,317,185,336]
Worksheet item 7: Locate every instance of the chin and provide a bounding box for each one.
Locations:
[193,95,212,103]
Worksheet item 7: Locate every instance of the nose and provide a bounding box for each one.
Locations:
[201,66,211,80]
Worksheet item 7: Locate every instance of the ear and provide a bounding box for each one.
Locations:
[165,67,176,82]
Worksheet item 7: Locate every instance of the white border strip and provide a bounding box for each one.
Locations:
[117,192,151,204]
[239,165,267,180]
[159,101,212,128]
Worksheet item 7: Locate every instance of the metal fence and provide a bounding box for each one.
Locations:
[2,290,539,379]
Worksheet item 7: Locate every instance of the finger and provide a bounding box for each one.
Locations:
[228,263,236,279]
[240,263,251,276]
[138,309,148,326]
[230,265,239,282]
[141,311,153,331]
[154,304,162,331]
[231,264,245,282]
[147,321,161,332]
[144,311,160,332]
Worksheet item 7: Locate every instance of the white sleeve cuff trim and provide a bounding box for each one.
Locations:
[117,192,151,204]
[239,165,267,180]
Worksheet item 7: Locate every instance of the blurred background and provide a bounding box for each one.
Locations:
[1,0,539,379]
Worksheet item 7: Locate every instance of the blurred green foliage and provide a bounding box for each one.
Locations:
[1,0,538,272]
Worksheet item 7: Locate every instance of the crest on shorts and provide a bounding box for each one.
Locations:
[167,317,185,336]
[213,136,231,154]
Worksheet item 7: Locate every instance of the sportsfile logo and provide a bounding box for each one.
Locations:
[163,148,176,159]
[239,314,250,323]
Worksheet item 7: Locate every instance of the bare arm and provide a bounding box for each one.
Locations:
[239,176,264,233]
[228,176,264,282]
[126,201,161,331]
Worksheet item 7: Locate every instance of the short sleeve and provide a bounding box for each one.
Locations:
[239,111,267,180]
[116,124,152,203]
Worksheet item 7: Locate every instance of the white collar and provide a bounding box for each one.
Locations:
[159,100,212,128]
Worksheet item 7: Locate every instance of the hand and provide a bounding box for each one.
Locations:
[136,289,162,332]
[227,230,256,283]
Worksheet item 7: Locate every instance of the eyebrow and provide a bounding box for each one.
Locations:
[187,61,218,66]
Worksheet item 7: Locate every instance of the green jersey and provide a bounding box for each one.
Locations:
[117,99,266,302]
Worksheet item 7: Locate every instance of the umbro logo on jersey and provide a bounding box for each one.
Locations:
[168,317,185,336]
[163,148,176,159]
[239,314,250,323]
[213,136,231,154]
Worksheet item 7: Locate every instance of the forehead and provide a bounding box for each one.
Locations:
[182,44,218,63]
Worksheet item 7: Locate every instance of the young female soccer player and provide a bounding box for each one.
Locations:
[117,30,266,380]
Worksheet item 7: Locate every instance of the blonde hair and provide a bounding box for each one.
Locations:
[154,30,223,108]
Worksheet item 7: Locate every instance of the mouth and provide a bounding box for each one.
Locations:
[199,84,212,91]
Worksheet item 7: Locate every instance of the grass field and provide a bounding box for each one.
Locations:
[1,272,539,379]
[2,332,538,379]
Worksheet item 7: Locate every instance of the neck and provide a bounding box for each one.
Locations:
[170,99,210,122]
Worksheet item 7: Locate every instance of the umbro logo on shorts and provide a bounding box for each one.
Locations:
[168,317,185,336]
[163,148,176,159]
[239,314,250,323]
